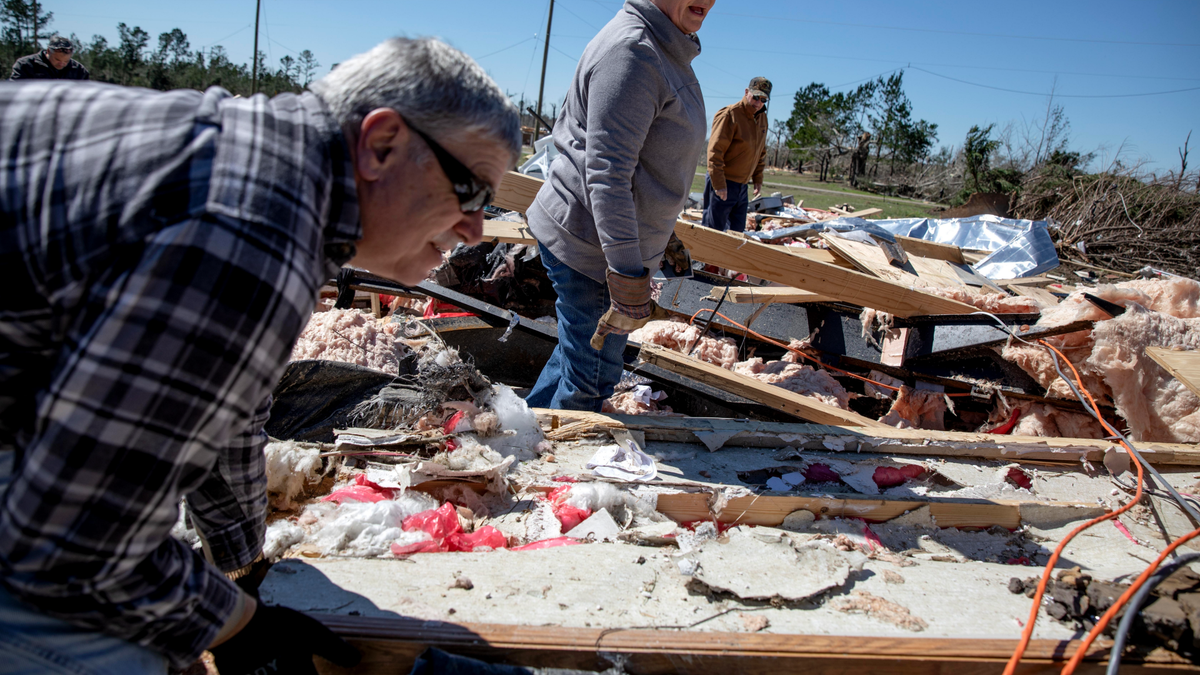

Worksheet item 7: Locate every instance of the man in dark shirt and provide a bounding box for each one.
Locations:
[10,35,90,81]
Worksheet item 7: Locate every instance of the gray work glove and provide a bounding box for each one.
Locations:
[590,268,671,350]
[663,233,692,274]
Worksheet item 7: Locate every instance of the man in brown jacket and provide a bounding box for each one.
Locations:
[701,76,770,232]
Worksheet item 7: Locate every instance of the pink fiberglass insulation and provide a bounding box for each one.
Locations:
[926,287,1042,314]
[1002,402,1106,439]
[1002,278,1200,401]
[629,320,739,369]
[601,391,677,416]
[1084,304,1200,443]
[878,386,946,431]
[291,309,408,375]
[731,358,850,409]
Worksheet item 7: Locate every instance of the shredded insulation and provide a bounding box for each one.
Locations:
[290,308,410,375]
[878,386,947,430]
[602,389,676,416]
[926,287,1042,314]
[1087,305,1200,442]
[732,358,851,409]
[629,320,739,369]
[264,441,326,510]
[999,278,1200,441]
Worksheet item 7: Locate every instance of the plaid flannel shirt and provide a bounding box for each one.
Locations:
[0,81,359,666]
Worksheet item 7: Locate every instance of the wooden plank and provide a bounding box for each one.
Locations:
[829,206,884,219]
[820,233,919,284]
[653,491,1104,530]
[532,410,1200,467]
[1009,285,1062,308]
[705,286,835,304]
[637,344,888,429]
[895,235,966,265]
[493,171,543,213]
[673,220,976,318]
[1146,347,1200,398]
[314,615,1190,674]
[822,233,1002,296]
[483,218,537,245]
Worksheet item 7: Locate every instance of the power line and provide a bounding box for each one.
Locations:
[711,11,1200,48]
[701,44,1200,84]
[476,35,537,61]
[555,0,602,31]
[201,24,251,49]
[909,66,1200,98]
[548,42,578,62]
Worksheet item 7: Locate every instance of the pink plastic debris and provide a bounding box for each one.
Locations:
[804,463,842,483]
[542,485,592,531]
[861,522,885,551]
[322,474,396,504]
[390,538,450,556]
[446,526,508,552]
[871,465,924,489]
[510,537,584,551]
[403,502,461,540]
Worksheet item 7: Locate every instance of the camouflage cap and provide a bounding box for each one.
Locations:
[47,36,73,51]
[748,76,772,100]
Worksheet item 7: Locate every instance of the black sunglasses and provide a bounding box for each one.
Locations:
[402,117,494,213]
[752,95,768,103]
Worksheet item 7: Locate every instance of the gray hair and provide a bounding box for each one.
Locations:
[311,38,521,166]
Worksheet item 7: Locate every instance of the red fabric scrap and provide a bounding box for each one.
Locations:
[872,465,924,489]
[1005,467,1033,490]
[803,463,842,483]
[443,410,467,435]
[551,476,579,483]
[322,474,396,504]
[1006,557,1035,566]
[423,299,474,319]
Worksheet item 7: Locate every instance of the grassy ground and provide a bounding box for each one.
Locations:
[690,169,940,219]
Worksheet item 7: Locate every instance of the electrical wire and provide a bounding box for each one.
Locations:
[1106,553,1200,675]
[910,66,1200,99]
[1062,527,1200,673]
[952,313,1150,675]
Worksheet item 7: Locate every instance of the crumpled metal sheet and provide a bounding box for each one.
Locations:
[816,214,1059,279]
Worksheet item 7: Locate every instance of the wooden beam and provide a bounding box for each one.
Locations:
[895,235,966,265]
[705,286,835,304]
[493,171,543,213]
[483,218,538,245]
[533,409,1200,467]
[829,206,884,219]
[674,220,977,317]
[653,491,1103,530]
[636,344,889,429]
[1146,347,1200,398]
[1009,285,1062,308]
[314,615,1187,674]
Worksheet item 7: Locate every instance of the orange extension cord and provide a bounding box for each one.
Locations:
[686,308,972,397]
[1003,340,1147,675]
[688,308,1190,672]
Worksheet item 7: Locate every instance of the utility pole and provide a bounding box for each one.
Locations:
[532,0,554,146]
[251,0,261,94]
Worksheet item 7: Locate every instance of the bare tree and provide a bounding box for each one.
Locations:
[1179,130,1191,191]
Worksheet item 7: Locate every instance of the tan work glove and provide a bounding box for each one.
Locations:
[590,268,672,350]
[663,232,692,274]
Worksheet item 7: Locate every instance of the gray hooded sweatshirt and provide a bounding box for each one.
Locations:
[526,0,706,283]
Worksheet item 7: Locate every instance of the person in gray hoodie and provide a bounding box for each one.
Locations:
[525,0,713,411]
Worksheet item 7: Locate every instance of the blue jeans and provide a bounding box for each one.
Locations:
[525,244,627,412]
[0,583,166,675]
[701,175,749,233]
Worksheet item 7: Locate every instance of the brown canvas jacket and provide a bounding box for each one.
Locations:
[706,99,767,191]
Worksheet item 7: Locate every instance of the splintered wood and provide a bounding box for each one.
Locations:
[673,220,976,318]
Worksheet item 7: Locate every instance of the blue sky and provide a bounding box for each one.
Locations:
[50,0,1200,172]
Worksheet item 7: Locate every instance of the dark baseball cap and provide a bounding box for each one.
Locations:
[47,36,73,51]
[749,77,772,101]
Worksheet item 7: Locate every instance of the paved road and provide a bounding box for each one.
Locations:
[695,171,947,209]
